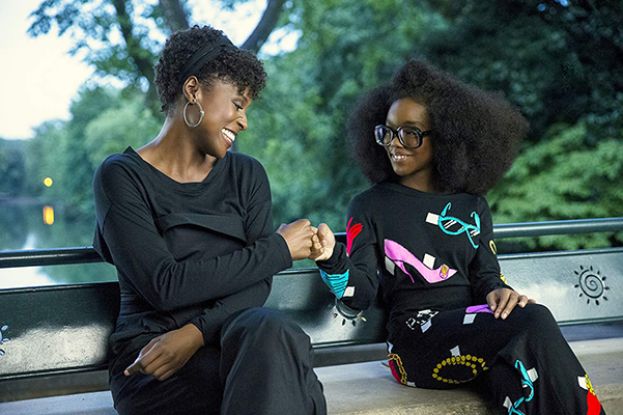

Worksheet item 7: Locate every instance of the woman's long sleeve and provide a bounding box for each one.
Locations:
[93,158,292,313]
[189,170,278,343]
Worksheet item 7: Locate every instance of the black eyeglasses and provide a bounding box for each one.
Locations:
[374,124,432,149]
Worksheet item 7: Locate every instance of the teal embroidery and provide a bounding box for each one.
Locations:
[507,360,536,415]
[438,202,481,249]
[319,270,349,299]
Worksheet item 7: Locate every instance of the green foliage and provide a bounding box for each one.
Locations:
[241,0,441,229]
[83,94,161,168]
[489,122,623,249]
[25,87,116,217]
[421,0,623,140]
[25,86,160,218]
[0,139,27,196]
[14,0,623,254]
[28,0,164,82]
[239,53,345,228]
[25,120,69,196]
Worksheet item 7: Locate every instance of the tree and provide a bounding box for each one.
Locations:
[26,86,127,217]
[416,0,623,248]
[420,0,623,140]
[29,0,287,115]
[239,0,438,228]
[489,122,623,249]
[0,139,27,197]
[21,0,623,252]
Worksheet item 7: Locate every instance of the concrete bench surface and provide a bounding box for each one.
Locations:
[1,337,622,415]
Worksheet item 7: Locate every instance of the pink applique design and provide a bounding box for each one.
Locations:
[465,305,493,314]
[384,239,457,284]
[346,217,363,256]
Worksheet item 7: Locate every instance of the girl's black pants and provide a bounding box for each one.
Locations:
[387,303,605,415]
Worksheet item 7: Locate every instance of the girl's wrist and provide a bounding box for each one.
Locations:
[314,246,335,262]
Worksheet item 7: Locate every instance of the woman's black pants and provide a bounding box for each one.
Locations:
[110,307,327,415]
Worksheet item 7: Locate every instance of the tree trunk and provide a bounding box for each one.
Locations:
[159,0,190,32]
[111,0,162,115]
[241,0,286,53]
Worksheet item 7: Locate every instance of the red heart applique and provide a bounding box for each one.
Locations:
[346,217,363,255]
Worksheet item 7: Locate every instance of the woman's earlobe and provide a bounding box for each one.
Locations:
[182,76,200,101]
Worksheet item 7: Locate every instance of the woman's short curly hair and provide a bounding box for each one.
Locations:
[348,59,529,194]
[155,25,266,113]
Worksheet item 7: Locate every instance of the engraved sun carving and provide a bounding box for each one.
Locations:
[574,265,610,306]
[0,325,9,358]
[331,300,367,327]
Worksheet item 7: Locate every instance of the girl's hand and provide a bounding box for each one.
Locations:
[309,223,336,261]
[124,324,204,381]
[486,288,535,320]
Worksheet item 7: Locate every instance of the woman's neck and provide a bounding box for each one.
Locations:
[137,117,217,183]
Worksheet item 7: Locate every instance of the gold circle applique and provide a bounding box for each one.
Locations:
[388,353,408,385]
[585,374,596,396]
[489,240,497,255]
[431,354,488,384]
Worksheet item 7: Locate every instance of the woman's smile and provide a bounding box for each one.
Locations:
[221,128,236,147]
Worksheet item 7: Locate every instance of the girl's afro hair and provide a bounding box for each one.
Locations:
[349,59,529,194]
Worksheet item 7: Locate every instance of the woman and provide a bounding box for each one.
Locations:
[311,59,605,414]
[93,25,326,415]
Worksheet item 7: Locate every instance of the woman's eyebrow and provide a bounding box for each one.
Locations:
[236,92,251,104]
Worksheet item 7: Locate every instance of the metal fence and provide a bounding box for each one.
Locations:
[1,217,622,269]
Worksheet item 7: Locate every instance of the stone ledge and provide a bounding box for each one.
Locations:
[320,337,623,415]
[1,338,622,415]
[319,360,623,415]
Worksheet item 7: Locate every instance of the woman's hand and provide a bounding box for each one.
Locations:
[309,223,336,262]
[124,323,204,381]
[277,219,315,260]
[486,288,535,320]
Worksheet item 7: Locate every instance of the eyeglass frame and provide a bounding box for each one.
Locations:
[374,124,432,149]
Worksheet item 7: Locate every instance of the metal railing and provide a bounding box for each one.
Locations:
[1,217,622,269]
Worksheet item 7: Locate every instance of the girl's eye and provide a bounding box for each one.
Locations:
[403,129,418,137]
[233,102,243,111]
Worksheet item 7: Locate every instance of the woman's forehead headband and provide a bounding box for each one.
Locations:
[178,33,235,84]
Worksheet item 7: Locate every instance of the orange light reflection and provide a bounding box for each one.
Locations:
[43,206,55,225]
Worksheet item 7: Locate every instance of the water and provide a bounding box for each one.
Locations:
[0,202,117,289]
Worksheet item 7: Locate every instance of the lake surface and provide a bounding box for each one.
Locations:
[0,202,117,289]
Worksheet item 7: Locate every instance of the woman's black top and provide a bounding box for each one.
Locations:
[318,182,509,333]
[92,147,291,357]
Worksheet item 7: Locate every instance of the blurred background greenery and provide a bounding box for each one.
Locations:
[1,0,622,275]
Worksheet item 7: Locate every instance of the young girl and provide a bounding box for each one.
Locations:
[93,26,326,415]
[312,60,605,414]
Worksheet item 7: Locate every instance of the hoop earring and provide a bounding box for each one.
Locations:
[183,100,205,128]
